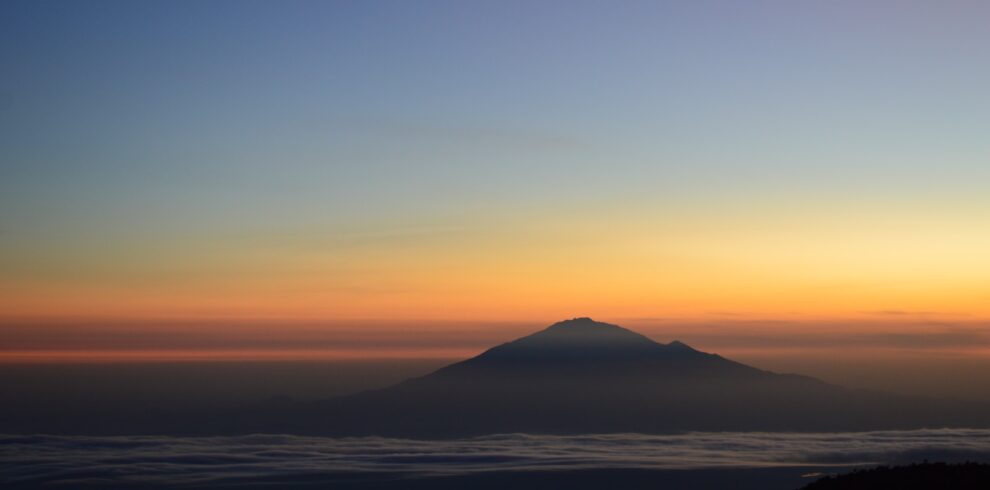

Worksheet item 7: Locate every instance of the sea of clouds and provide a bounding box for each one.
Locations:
[3,429,990,487]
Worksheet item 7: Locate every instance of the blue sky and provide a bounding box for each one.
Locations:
[1,1,989,325]
[4,0,988,230]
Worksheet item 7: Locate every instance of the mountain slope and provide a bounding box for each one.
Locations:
[263,318,988,437]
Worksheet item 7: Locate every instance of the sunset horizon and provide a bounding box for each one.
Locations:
[3,1,989,488]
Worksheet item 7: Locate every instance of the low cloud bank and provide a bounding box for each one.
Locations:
[3,429,990,486]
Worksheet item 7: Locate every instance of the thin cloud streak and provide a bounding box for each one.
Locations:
[2,318,990,362]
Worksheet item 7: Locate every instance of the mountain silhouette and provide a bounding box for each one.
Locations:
[405,317,769,382]
[238,318,989,437]
[8,318,988,437]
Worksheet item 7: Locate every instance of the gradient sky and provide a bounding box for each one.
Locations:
[1,1,989,361]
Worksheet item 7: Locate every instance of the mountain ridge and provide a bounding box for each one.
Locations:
[420,317,764,380]
[271,317,989,438]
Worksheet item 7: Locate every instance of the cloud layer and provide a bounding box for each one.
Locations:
[3,429,990,487]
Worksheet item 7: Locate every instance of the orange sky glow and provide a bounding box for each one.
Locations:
[3,205,989,363]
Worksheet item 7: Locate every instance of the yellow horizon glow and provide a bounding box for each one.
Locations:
[2,198,988,323]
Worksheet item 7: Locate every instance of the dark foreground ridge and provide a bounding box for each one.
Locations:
[802,462,990,490]
[5,318,990,436]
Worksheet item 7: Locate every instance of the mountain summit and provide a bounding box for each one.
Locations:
[458,317,690,362]
[508,317,697,355]
[428,317,750,379]
[515,317,669,353]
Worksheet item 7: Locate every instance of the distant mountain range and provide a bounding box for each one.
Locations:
[8,318,990,436]
[235,317,990,437]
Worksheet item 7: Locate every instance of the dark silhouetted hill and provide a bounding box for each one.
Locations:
[801,462,990,489]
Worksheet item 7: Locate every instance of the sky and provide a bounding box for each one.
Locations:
[1,1,989,363]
